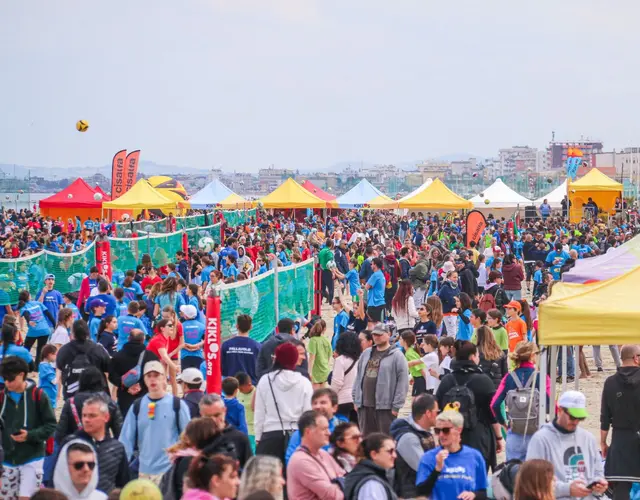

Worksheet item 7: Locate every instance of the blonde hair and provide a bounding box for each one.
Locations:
[509,341,538,367]
[238,456,284,500]
[436,409,464,428]
[426,296,443,327]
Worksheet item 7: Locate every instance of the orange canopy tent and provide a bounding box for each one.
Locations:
[39,178,107,221]
[300,180,337,202]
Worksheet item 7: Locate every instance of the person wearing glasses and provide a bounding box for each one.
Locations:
[344,432,398,500]
[53,440,106,500]
[416,409,487,500]
[526,390,608,499]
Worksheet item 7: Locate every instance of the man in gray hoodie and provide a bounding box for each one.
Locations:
[352,323,409,436]
[526,391,608,499]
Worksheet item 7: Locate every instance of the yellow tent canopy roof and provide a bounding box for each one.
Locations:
[570,168,623,192]
[102,179,178,211]
[258,178,327,209]
[538,265,640,345]
[398,178,473,210]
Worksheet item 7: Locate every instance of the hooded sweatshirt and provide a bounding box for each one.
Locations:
[53,438,107,500]
[502,262,524,291]
[601,365,640,433]
[236,245,254,275]
[526,421,604,499]
[254,369,313,441]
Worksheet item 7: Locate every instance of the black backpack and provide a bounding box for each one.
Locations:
[383,259,397,289]
[441,374,478,429]
[64,344,93,396]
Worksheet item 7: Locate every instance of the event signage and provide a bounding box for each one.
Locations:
[95,238,112,281]
[465,210,487,247]
[110,149,141,198]
[204,293,222,394]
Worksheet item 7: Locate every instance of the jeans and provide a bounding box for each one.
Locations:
[557,346,576,378]
[506,431,532,461]
[505,290,522,301]
[593,345,622,369]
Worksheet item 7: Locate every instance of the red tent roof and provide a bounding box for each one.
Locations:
[93,185,111,201]
[39,178,106,208]
[300,180,336,201]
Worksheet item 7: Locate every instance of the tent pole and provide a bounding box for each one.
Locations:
[561,345,568,393]
[574,345,580,390]
[539,346,548,427]
[549,346,557,419]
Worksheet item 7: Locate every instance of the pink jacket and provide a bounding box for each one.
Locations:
[182,489,221,500]
[286,448,345,500]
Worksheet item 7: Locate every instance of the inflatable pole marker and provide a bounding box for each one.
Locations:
[205,291,222,394]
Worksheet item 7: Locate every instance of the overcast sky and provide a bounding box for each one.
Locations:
[2,0,639,172]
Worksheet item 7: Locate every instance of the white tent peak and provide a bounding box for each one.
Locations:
[469,178,532,208]
[535,179,567,208]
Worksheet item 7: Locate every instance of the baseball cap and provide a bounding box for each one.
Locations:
[143,361,165,376]
[558,390,588,419]
[91,299,107,308]
[177,367,203,385]
[505,300,522,312]
[371,324,389,336]
[44,273,55,280]
[493,246,501,252]
[179,304,198,319]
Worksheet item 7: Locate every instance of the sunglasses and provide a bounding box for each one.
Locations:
[71,461,96,471]
[561,408,585,422]
[433,427,453,435]
[382,447,397,455]
[345,433,362,441]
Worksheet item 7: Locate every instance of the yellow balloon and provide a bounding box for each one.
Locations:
[119,479,162,500]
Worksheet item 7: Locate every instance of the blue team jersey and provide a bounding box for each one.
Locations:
[117,315,148,351]
[181,319,205,360]
[20,301,51,338]
[36,289,63,327]
[64,303,81,322]
[123,282,143,303]
[366,270,386,307]
[344,269,361,296]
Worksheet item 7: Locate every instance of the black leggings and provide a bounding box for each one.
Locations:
[24,336,49,369]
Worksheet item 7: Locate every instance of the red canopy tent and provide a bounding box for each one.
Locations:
[93,185,111,201]
[300,180,336,201]
[39,178,106,221]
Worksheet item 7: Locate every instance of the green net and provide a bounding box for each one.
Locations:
[0,243,97,306]
[185,223,223,250]
[277,259,314,321]
[109,236,146,283]
[219,271,277,342]
[148,232,184,268]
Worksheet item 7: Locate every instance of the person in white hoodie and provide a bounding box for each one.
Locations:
[254,341,313,469]
[526,391,608,499]
[53,439,107,500]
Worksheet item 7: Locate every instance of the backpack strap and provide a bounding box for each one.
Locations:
[70,397,83,430]
[132,397,143,452]
[509,371,524,390]
[523,371,537,390]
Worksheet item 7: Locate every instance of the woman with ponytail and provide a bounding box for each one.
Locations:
[19,290,55,368]
[183,452,240,500]
[96,315,118,355]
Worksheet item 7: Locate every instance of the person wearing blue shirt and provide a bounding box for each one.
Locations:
[0,327,34,384]
[416,411,487,499]
[331,299,350,351]
[119,362,190,477]
[19,290,55,368]
[545,242,571,280]
[38,345,58,409]
[83,219,94,232]
[179,305,206,370]
[366,257,387,322]
[117,301,149,351]
[222,256,240,280]
[37,274,64,327]
[222,380,248,435]
[88,300,107,342]
[123,275,143,303]
[284,388,347,465]
[85,280,117,319]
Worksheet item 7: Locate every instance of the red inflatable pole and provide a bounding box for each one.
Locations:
[95,238,112,281]
[204,293,222,394]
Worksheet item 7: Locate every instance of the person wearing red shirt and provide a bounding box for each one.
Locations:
[140,267,162,291]
[147,318,179,394]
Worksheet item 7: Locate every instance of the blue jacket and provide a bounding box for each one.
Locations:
[223,396,248,435]
[437,281,460,313]
[284,415,346,465]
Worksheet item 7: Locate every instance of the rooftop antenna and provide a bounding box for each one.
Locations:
[551,130,555,142]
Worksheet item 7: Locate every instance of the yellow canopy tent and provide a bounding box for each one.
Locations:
[257,178,327,209]
[538,265,640,345]
[398,178,473,210]
[568,169,622,222]
[103,179,179,216]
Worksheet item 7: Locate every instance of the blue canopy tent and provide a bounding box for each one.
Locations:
[335,179,397,209]
[188,179,251,209]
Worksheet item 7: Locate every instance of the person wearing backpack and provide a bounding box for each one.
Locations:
[119,360,190,484]
[481,271,509,314]
[435,341,503,471]
[490,341,551,462]
[0,357,57,500]
[256,318,309,380]
[56,319,110,399]
[382,248,400,314]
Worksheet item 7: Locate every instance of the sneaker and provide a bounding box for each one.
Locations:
[597,367,604,372]
[567,376,575,383]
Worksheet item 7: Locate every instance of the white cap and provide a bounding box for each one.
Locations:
[179,304,198,319]
[558,390,588,419]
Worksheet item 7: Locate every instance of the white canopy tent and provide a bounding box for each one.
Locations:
[469,178,532,209]
[534,180,567,208]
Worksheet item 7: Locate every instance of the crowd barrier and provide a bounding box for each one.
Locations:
[114,209,257,237]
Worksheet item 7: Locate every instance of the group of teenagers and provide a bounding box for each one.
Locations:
[0,207,634,500]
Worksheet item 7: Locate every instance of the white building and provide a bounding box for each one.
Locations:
[498,146,538,177]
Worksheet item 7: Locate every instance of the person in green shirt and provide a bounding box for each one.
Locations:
[307,319,332,388]
[487,309,509,354]
[400,330,427,397]
[235,372,257,453]
[318,239,335,304]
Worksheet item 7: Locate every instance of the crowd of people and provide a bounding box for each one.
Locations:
[0,206,636,500]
